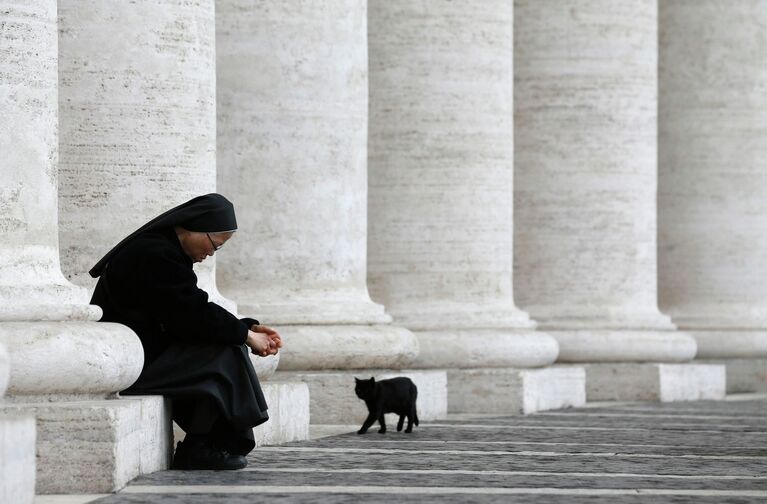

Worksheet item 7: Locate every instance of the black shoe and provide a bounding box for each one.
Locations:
[172,439,248,470]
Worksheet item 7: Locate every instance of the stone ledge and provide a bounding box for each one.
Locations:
[0,411,35,504]
[583,363,726,402]
[253,381,310,446]
[117,396,172,474]
[275,369,447,425]
[696,358,767,393]
[3,399,143,494]
[447,366,586,415]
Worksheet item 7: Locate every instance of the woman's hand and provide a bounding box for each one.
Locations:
[246,325,282,357]
[246,330,276,357]
[251,324,283,351]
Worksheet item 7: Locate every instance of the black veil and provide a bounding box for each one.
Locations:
[89,193,237,278]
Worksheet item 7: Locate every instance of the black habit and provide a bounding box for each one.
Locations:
[90,194,268,456]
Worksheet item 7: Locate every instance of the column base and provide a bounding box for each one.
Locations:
[0,322,143,395]
[447,366,586,415]
[0,411,35,504]
[696,358,767,393]
[275,369,447,425]
[413,329,559,368]
[583,363,726,402]
[253,381,310,446]
[552,329,697,362]
[276,325,419,370]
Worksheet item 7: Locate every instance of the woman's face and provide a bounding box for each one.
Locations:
[177,229,234,263]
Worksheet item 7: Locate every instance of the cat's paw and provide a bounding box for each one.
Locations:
[357,429,367,435]
[377,428,386,434]
[405,428,413,433]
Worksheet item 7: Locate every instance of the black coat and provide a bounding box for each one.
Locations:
[91,226,268,454]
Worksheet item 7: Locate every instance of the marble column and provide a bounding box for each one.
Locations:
[0,0,147,494]
[659,0,767,391]
[216,0,436,424]
[216,0,417,370]
[367,0,583,414]
[55,0,280,374]
[514,0,723,401]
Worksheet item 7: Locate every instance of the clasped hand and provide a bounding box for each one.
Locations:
[246,324,283,357]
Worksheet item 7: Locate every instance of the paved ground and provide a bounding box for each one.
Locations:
[91,397,767,503]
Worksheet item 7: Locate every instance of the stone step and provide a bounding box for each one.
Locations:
[0,411,35,504]
[4,397,148,494]
[253,381,310,446]
[696,358,767,394]
[275,369,447,425]
[583,363,727,402]
[447,366,587,414]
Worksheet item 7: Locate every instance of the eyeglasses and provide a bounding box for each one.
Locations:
[206,233,223,251]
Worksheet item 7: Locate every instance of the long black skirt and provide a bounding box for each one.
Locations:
[121,343,268,456]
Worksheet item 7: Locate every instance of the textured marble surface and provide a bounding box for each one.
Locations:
[0,0,97,322]
[447,366,586,414]
[413,329,558,369]
[216,0,386,326]
[514,0,671,334]
[658,1,767,361]
[583,363,726,402]
[55,0,279,378]
[367,0,531,330]
[0,411,35,504]
[58,0,217,290]
[7,399,144,494]
[659,1,767,330]
[0,322,142,395]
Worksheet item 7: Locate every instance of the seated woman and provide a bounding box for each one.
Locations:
[89,193,281,470]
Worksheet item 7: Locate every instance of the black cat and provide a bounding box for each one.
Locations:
[354,377,419,434]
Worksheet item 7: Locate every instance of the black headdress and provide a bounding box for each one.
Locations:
[89,193,237,278]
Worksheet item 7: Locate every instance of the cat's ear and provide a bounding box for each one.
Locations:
[369,377,375,383]
[354,377,360,383]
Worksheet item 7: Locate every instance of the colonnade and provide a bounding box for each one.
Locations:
[1,0,765,499]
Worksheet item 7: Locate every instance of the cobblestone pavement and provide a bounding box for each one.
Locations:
[95,397,767,503]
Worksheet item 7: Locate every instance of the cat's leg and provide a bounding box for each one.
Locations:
[377,413,387,434]
[358,412,378,434]
[405,404,417,433]
[397,415,405,432]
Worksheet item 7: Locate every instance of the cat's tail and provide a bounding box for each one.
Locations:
[412,383,419,425]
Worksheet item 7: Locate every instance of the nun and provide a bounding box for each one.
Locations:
[89,193,281,470]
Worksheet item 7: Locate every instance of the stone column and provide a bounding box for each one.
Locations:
[366,0,584,414]
[659,0,767,391]
[0,0,149,494]
[514,0,723,401]
[55,0,278,374]
[216,0,436,424]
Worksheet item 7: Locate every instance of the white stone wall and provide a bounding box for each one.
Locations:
[659,0,767,355]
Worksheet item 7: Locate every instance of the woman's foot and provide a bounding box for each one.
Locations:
[171,438,248,470]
